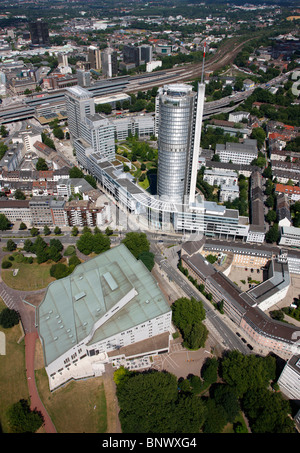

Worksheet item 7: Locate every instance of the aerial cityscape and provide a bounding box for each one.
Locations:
[0,0,300,436]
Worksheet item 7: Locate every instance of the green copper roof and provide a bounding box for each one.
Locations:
[37,244,170,367]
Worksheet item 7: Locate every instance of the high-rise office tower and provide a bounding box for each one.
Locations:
[123,44,152,67]
[65,86,115,167]
[156,82,205,204]
[65,86,95,142]
[88,46,101,71]
[101,48,118,78]
[123,45,139,66]
[29,20,50,46]
[140,45,152,64]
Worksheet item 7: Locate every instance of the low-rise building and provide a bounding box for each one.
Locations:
[279,226,300,248]
[216,139,258,165]
[36,244,172,390]
[278,355,300,401]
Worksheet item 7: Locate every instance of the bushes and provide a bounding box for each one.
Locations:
[0,307,19,328]
[2,260,12,269]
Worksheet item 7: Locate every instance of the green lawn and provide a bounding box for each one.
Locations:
[0,300,29,433]
[1,259,55,291]
[35,369,108,433]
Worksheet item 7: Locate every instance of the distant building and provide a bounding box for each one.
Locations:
[29,20,50,47]
[76,69,91,88]
[88,46,101,71]
[101,48,118,78]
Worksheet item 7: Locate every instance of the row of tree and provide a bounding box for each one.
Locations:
[114,350,295,433]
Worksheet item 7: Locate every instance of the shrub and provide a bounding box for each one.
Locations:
[2,260,12,269]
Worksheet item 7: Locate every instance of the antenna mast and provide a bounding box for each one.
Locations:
[201,41,206,84]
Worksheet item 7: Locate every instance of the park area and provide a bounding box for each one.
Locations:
[1,259,55,291]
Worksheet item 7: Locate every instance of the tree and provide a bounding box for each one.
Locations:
[54,226,61,235]
[0,125,8,137]
[50,263,71,279]
[19,222,27,230]
[71,226,79,236]
[53,127,64,140]
[137,251,155,271]
[49,238,63,252]
[243,388,295,433]
[122,232,150,258]
[43,225,51,236]
[14,189,26,200]
[84,174,97,189]
[30,227,39,237]
[69,166,84,179]
[212,384,240,423]
[172,297,207,349]
[76,232,95,255]
[93,232,111,255]
[0,308,20,328]
[265,223,279,244]
[6,239,17,252]
[36,158,48,171]
[250,127,266,150]
[220,351,276,398]
[201,357,219,385]
[0,213,10,230]
[7,399,43,433]
[266,210,277,224]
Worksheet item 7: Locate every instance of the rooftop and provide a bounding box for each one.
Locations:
[37,244,171,367]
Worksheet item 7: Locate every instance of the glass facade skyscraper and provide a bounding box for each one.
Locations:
[156,83,205,204]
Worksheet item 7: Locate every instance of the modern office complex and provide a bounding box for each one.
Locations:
[66,83,250,240]
[36,244,172,390]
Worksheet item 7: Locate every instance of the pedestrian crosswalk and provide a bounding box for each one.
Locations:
[0,285,19,313]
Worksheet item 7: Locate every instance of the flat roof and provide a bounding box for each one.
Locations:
[37,244,171,367]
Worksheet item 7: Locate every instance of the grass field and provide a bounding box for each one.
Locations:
[1,259,55,291]
[0,300,29,433]
[35,368,108,433]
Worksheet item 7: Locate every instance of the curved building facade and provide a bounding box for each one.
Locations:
[156,84,199,203]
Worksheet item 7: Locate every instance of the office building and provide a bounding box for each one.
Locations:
[76,69,91,88]
[29,20,50,47]
[36,244,172,390]
[65,86,115,164]
[155,83,205,203]
[123,45,140,66]
[278,355,300,400]
[79,113,116,163]
[140,45,152,64]
[101,48,118,78]
[216,139,258,165]
[65,86,95,142]
[88,46,101,71]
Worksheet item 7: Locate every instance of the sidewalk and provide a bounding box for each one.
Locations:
[25,331,57,433]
